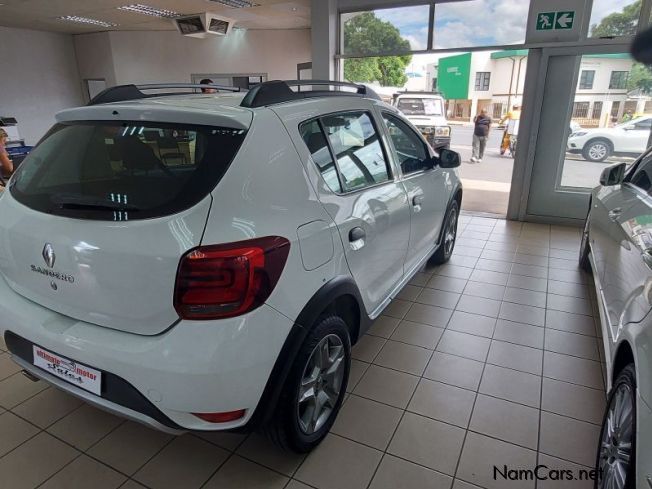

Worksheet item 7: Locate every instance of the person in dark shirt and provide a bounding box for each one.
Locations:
[471,108,491,163]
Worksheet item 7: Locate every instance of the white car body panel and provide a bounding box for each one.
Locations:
[568,116,652,155]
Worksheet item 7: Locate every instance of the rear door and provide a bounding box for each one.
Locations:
[619,117,652,153]
[0,118,249,335]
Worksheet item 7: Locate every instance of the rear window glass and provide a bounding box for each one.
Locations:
[10,121,246,220]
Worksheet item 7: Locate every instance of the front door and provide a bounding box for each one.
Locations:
[379,111,449,274]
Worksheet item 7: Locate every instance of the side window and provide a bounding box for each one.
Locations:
[382,113,429,175]
[299,120,342,193]
[634,119,652,130]
[320,112,390,192]
[629,152,652,194]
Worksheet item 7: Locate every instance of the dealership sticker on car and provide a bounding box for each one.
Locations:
[32,345,102,396]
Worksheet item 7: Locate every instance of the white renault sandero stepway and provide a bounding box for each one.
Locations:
[0,81,461,452]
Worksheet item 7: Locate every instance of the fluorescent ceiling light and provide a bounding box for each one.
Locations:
[58,15,117,27]
[118,4,181,18]
[208,0,259,8]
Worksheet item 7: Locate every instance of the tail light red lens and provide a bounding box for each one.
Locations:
[174,236,290,320]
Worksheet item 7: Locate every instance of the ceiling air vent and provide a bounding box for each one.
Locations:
[173,13,234,38]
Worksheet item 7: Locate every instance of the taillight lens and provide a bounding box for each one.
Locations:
[174,236,290,320]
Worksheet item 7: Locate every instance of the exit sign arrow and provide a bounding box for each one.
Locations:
[555,11,574,29]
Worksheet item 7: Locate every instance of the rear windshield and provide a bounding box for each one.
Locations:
[10,121,247,220]
[397,98,443,116]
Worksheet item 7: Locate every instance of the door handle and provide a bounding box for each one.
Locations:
[412,195,424,206]
[349,226,366,251]
[608,208,622,221]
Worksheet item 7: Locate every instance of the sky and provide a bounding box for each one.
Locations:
[588,0,639,29]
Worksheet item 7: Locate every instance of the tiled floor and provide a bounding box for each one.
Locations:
[0,215,607,489]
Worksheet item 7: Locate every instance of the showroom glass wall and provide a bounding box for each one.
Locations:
[334,0,652,221]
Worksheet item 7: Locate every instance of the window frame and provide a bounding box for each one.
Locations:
[474,72,491,91]
[625,147,652,195]
[380,111,433,178]
[609,71,629,90]
[299,109,395,195]
[579,70,595,90]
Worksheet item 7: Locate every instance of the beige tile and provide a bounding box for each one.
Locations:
[12,387,83,429]
[469,269,509,286]
[457,432,537,489]
[353,365,419,409]
[236,433,305,476]
[436,330,490,362]
[87,421,173,475]
[40,455,126,489]
[390,320,443,349]
[388,412,465,475]
[423,351,484,391]
[409,272,430,287]
[119,481,148,489]
[347,359,369,392]
[541,377,605,425]
[487,340,543,375]
[480,248,516,261]
[0,411,40,457]
[416,288,460,309]
[547,294,592,316]
[543,351,604,390]
[507,274,547,292]
[203,455,288,489]
[286,481,313,489]
[369,454,453,489]
[0,352,22,381]
[453,480,485,489]
[436,264,473,280]
[448,254,479,269]
[454,245,483,258]
[351,334,385,363]
[511,263,548,279]
[469,394,539,449]
[408,378,475,428]
[479,364,541,408]
[463,281,505,301]
[547,280,590,299]
[503,287,547,308]
[194,431,248,451]
[332,395,402,450]
[0,432,78,489]
[366,316,400,339]
[537,454,594,489]
[47,403,123,451]
[513,253,548,267]
[383,299,412,319]
[544,329,599,360]
[493,320,544,349]
[404,303,453,328]
[0,372,48,409]
[548,268,589,284]
[294,434,382,489]
[546,310,596,336]
[539,412,600,467]
[475,258,512,274]
[447,311,496,338]
[499,302,545,327]
[373,340,432,375]
[425,275,467,294]
[396,284,422,301]
[134,435,229,489]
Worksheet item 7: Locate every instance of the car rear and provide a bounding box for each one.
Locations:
[0,97,301,431]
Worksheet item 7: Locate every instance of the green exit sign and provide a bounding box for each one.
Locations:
[536,11,575,31]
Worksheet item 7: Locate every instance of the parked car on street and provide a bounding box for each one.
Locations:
[568,115,652,162]
[0,81,462,453]
[392,91,452,150]
[580,149,652,488]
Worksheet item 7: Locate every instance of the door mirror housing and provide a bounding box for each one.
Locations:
[436,148,461,168]
[599,163,627,186]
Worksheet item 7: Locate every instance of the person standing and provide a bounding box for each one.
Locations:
[471,108,491,163]
[500,104,521,155]
[0,129,14,190]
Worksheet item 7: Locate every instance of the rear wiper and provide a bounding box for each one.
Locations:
[52,194,139,212]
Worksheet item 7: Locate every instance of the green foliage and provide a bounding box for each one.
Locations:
[590,0,641,37]
[627,62,652,94]
[342,12,413,87]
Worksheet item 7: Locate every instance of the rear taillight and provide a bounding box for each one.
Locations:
[174,236,290,320]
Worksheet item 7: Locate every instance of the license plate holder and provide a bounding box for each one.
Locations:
[32,345,102,396]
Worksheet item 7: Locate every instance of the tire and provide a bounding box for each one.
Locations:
[595,363,636,489]
[430,200,459,265]
[582,139,612,162]
[579,213,592,273]
[263,315,351,453]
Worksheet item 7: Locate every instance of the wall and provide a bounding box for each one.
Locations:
[93,29,311,85]
[74,32,118,91]
[0,26,83,144]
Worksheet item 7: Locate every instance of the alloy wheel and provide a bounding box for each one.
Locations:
[444,207,458,256]
[297,334,345,435]
[589,143,608,161]
[598,383,634,489]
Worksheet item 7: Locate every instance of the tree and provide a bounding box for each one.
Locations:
[591,0,641,37]
[342,12,412,87]
[627,62,652,94]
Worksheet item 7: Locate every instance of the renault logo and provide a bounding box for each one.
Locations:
[42,243,55,268]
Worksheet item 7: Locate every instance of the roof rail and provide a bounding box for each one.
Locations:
[240,80,381,108]
[88,83,241,106]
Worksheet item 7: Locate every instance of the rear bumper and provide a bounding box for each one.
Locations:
[0,274,293,432]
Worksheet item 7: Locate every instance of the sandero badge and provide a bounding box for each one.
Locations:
[30,243,75,287]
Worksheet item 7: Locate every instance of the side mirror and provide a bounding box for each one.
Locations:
[437,148,461,168]
[599,163,626,186]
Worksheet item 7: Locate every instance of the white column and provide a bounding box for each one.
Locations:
[311,0,338,80]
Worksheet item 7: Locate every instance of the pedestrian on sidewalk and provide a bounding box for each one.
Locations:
[471,108,491,163]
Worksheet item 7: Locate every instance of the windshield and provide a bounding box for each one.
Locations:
[616,116,651,128]
[397,98,443,116]
[10,121,246,220]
